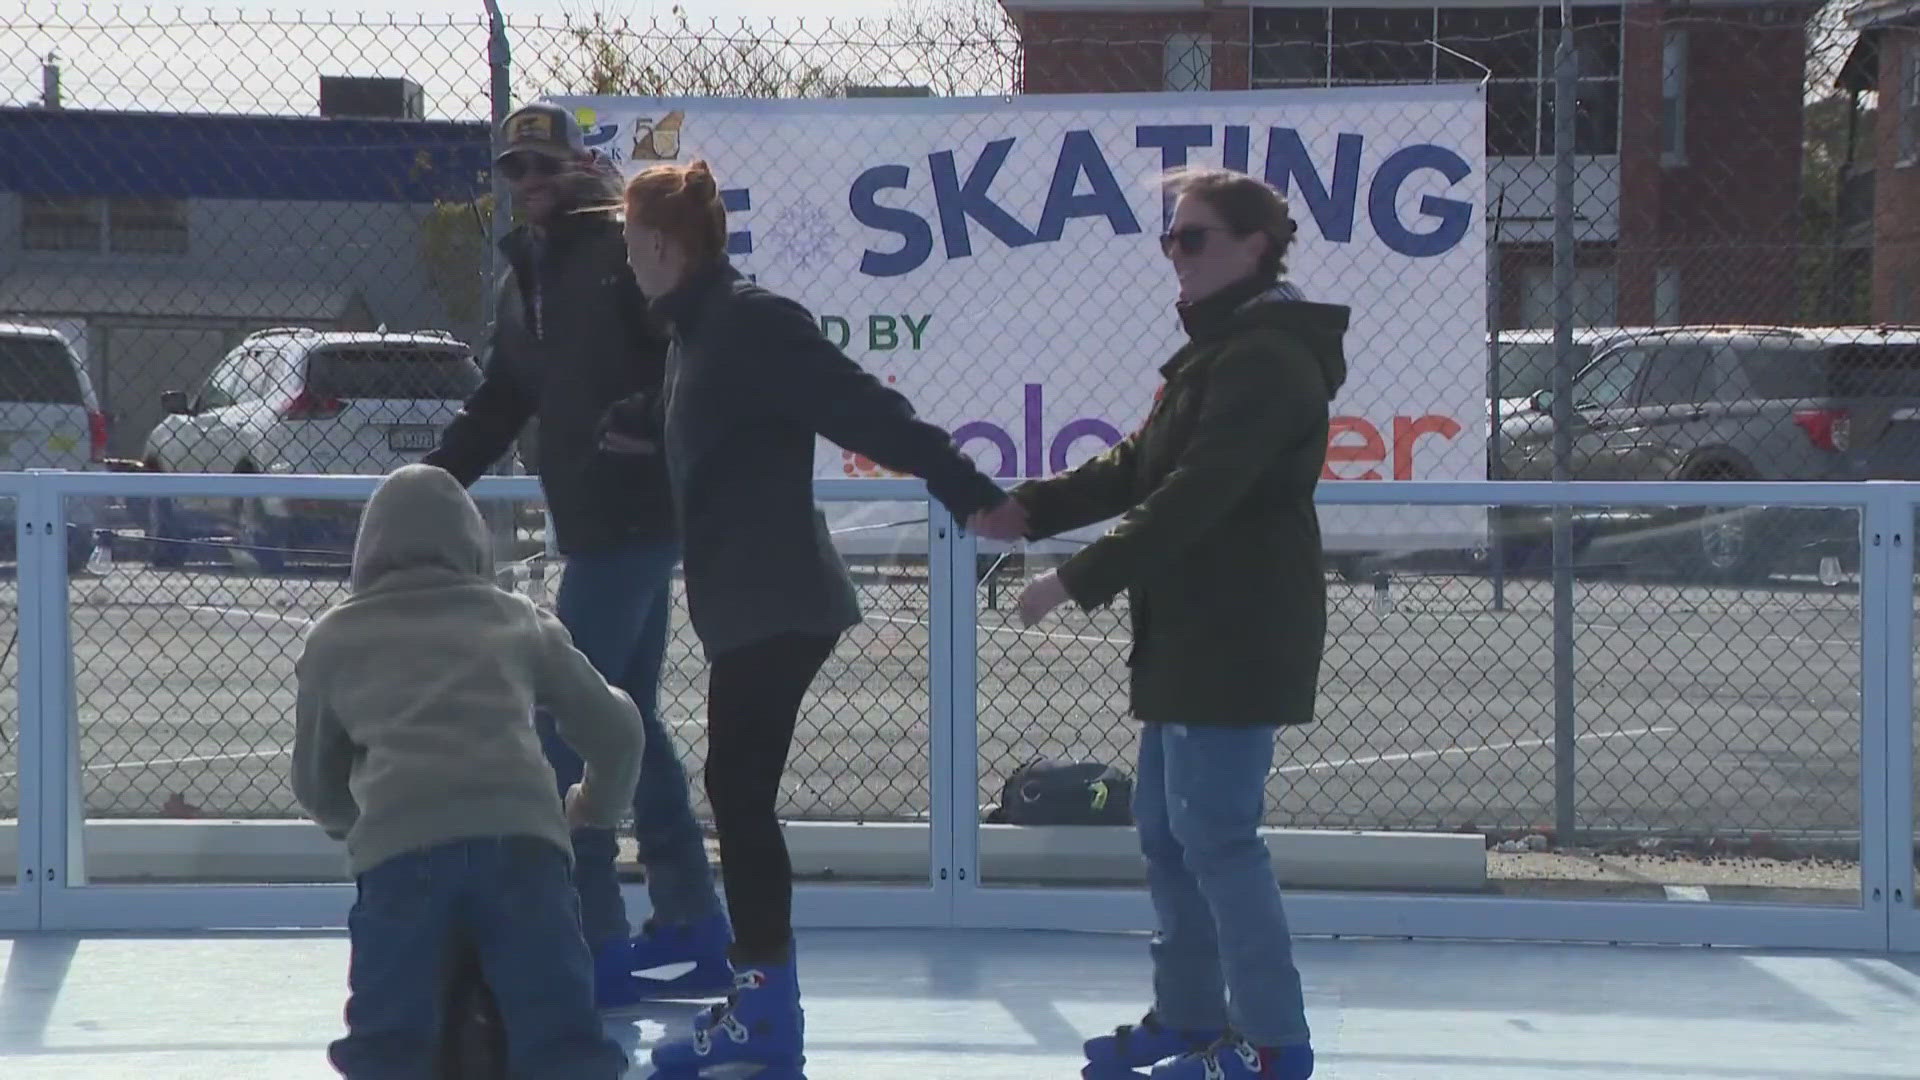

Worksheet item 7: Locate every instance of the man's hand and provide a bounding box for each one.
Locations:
[564,782,592,829]
[1016,570,1071,628]
[596,396,658,455]
[969,497,1029,542]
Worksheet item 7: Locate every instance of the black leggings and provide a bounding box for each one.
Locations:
[704,632,838,963]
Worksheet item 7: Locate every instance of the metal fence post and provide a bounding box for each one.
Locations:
[11,475,57,921]
[947,504,982,918]
[1882,486,1918,944]
[1487,184,1507,613]
[21,473,82,902]
[1858,483,1901,950]
[481,0,522,562]
[1550,5,1579,845]
[483,0,512,333]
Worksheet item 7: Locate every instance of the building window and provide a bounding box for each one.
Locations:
[1440,8,1540,156]
[1164,32,1212,93]
[1655,266,1681,325]
[1330,8,1436,83]
[109,197,188,254]
[1662,29,1688,166]
[21,196,102,251]
[1519,264,1618,328]
[1256,6,1623,158]
[19,196,187,254]
[1251,8,1327,87]
[1538,6,1622,158]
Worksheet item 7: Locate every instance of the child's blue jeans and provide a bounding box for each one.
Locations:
[327,835,629,1079]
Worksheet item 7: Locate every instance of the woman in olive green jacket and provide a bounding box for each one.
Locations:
[973,168,1348,1080]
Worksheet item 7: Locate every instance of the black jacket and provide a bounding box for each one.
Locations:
[654,260,1005,656]
[423,211,674,554]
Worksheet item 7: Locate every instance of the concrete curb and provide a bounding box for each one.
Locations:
[0,819,1486,891]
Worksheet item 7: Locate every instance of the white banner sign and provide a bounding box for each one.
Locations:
[551,87,1487,557]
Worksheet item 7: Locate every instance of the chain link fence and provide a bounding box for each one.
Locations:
[60,494,938,827]
[0,6,1903,892]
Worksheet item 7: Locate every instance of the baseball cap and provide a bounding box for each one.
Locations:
[495,102,586,164]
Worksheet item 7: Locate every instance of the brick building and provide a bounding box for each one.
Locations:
[1844,1,1920,321]
[1000,0,1819,330]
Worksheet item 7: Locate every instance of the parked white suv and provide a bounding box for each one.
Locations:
[0,322,107,567]
[141,327,482,568]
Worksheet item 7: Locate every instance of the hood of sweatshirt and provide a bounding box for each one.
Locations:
[350,464,491,594]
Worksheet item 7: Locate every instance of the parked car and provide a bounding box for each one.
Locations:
[1496,324,1920,581]
[1489,327,1649,432]
[0,322,107,568]
[140,327,483,569]
[1329,327,1645,583]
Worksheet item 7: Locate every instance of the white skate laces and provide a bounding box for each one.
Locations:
[689,968,768,1056]
[690,1013,750,1055]
[1196,1035,1264,1080]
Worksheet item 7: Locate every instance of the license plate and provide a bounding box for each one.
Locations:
[387,426,437,452]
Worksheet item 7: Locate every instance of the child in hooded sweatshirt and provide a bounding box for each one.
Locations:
[292,463,643,1080]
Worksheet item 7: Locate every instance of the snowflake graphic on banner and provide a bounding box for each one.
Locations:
[762,198,841,270]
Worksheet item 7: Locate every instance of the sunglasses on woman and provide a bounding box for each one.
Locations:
[498,153,564,182]
[1158,225,1241,257]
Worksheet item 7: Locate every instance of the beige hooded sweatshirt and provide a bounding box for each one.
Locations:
[291,463,644,875]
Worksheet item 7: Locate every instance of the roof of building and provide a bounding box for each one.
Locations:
[1837,0,1920,91]
[1850,0,1920,29]
[0,107,490,203]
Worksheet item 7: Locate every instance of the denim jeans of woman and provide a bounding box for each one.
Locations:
[1133,721,1310,1048]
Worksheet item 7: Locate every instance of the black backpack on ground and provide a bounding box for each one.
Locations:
[986,759,1134,826]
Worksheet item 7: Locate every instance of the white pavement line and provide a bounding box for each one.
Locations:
[185,604,314,627]
[870,612,1116,647]
[85,747,290,772]
[0,746,289,781]
[159,604,709,733]
[1390,608,1858,651]
[1272,725,1679,776]
[1576,619,1856,651]
[1663,885,1711,902]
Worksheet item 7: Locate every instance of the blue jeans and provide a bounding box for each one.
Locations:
[328,836,628,1079]
[541,540,721,945]
[1135,722,1310,1048]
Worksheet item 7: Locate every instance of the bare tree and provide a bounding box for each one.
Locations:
[538,6,845,99]
[880,0,1019,97]
[422,2,1022,323]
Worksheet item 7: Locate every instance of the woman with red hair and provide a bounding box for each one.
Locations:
[617,159,1009,1079]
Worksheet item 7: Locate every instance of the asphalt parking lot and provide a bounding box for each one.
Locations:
[0,553,1878,857]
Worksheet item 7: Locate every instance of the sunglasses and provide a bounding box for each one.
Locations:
[498,153,563,182]
[1159,225,1245,257]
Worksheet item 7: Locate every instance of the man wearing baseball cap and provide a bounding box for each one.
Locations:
[424,100,732,1010]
